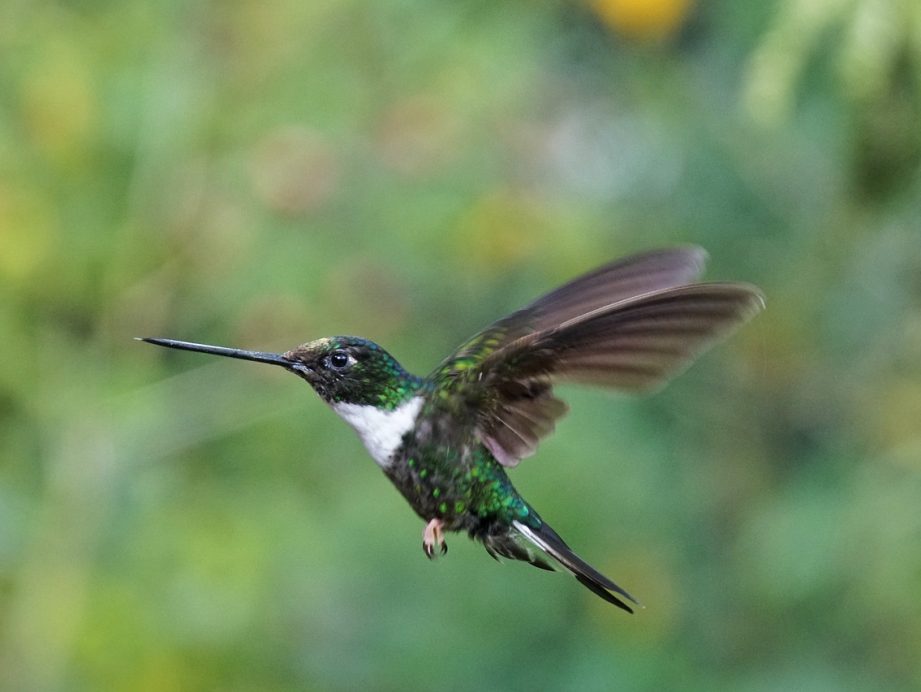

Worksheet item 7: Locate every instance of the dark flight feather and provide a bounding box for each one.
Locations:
[508,282,765,391]
[511,520,638,613]
[435,246,708,375]
[433,248,764,467]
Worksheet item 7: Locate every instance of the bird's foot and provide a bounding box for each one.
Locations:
[422,518,448,559]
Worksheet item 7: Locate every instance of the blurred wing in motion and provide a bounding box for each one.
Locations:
[432,249,763,467]
[435,246,710,375]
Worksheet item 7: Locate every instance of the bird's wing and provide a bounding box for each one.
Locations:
[434,246,709,376]
[432,273,764,467]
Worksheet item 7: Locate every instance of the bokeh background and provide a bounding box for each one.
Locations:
[3,0,921,690]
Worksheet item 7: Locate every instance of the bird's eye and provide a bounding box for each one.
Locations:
[328,351,350,369]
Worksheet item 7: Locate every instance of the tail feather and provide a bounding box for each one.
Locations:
[483,529,556,572]
[512,520,639,613]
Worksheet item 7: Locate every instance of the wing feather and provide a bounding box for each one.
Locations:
[431,248,764,468]
[544,283,764,390]
[436,246,708,372]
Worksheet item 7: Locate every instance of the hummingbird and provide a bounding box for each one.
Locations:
[140,247,763,612]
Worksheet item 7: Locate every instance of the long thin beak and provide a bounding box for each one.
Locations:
[137,337,292,367]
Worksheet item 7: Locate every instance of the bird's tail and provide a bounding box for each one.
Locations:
[509,519,639,613]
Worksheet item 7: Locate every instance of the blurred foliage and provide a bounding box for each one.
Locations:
[1,0,920,690]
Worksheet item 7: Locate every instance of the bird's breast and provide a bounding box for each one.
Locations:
[331,396,424,468]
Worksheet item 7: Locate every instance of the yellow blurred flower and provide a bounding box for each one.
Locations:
[591,0,694,40]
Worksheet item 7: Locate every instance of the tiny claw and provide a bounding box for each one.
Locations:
[422,518,447,561]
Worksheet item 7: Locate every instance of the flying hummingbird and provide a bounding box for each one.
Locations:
[140,247,763,612]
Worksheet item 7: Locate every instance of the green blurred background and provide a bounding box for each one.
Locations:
[2,0,921,690]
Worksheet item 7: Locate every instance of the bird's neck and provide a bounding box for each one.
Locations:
[331,392,424,469]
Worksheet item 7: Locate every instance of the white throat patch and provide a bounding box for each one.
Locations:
[331,396,423,468]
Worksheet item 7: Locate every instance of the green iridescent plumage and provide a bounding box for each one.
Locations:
[141,246,764,612]
[285,336,424,410]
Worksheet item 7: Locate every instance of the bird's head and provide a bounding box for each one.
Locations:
[283,336,420,409]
